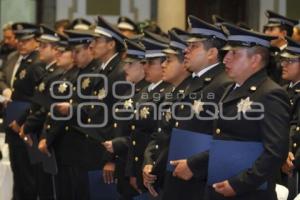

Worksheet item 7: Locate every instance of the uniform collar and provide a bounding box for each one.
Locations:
[45,60,56,70]
[101,53,119,71]
[192,62,220,78]
[148,80,163,92]
[289,80,300,88]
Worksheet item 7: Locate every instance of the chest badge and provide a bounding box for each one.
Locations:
[237,97,253,113]
[58,82,68,93]
[19,69,27,80]
[124,98,133,109]
[81,78,90,90]
[192,100,204,114]
[140,106,150,119]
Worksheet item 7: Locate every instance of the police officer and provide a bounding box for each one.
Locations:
[279,37,300,199]
[38,33,78,156]
[16,24,64,200]
[54,29,101,199]
[142,28,192,198]
[154,16,231,200]
[5,22,42,200]
[19,25,63,140]
[206,23,290,200]
[102,38,149,200]
[126,32,172,197]
[263,10,298,85]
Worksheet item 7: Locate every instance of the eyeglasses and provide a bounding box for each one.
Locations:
[280,58,300,65]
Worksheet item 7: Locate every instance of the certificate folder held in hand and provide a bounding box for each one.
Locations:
[88,170,119,200]
[207,139,266,189]
[167,128,212,171]
[4,101,31,127]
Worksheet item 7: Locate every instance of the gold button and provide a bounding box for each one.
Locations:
[175,122,179,127]
[155,145,159,149]
[48,112,51,116]
[94,91,97,95]
[115,108,119,112]
[113,123,117,128]
[132,140,136,146]
[294,143,297,148]
[12,88,15,92]
[216,128,221,134]
[73,86,76,91]
[250,86,256,91]
[69,99,73,104]
[65,126,69,131]
[158,128,162,132]
[87,118,91,123]
[297,126,300,131]
[47,125,51,129]
[135,157,139,162]
[131,125,135,130]
[180,104,184,110]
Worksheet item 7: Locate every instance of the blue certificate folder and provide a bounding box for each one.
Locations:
[4,101,31,127]
[88,170,119,200]
[133,192,149,200]
[207,140,266,189]
[167,128,212,171]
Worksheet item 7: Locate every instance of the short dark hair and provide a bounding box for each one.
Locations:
[102,36,125,53]
[264,25,293,37]
[279,25,293,37]
[246,46,270,68]
[177,51,185,63]
[202,38,226,61]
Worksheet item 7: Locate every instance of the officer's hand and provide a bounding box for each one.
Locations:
[2,88,12,99]
[55,102,70,115]
[147,184,158,197]
[282,152,295,176]
[18,125,24,137]
[21,133,33,147]
[143,164,157,186]
[170,159,193,180]
[38,139,51,156]
[213,180,236,197]
[2,88,12,107]
[103,162,115,184]
[9,120,21,133]
[18,125,32,146]
[102,141,114,153]
[129,176,142,194]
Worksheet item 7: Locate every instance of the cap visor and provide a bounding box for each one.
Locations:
[186,37,207,43]
[16,34,35,41]
[123,57,141,63]
[280,51,300,59]
[162,48,179,54]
